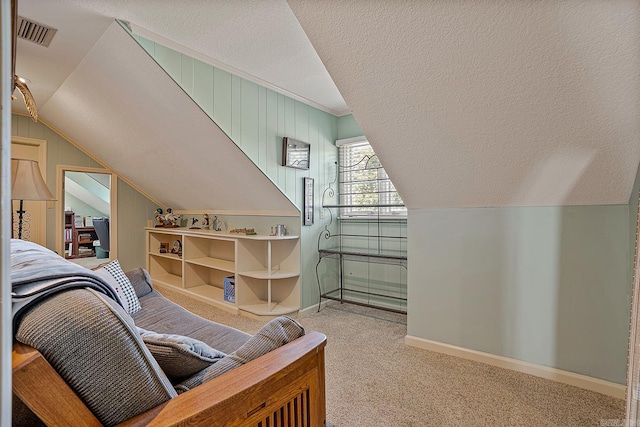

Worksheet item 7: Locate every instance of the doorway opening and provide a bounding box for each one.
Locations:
[57,166,115,269]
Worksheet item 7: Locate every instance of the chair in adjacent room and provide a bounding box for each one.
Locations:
[92,217,109,258]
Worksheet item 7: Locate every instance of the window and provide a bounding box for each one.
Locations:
[337,137,406,218]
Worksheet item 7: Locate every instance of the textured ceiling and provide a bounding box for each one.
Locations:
[14,0,640,211]
[288,0,640,208]
[15,0,347,116]
[39,22,297,213]
[13,0,112,115]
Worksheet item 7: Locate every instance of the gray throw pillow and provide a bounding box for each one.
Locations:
[175,316,305,393]
[137,327,226,379]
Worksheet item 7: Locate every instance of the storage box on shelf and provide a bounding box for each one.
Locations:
[146,228,300,318]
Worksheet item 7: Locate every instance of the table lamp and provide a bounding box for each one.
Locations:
[11,158,55,239]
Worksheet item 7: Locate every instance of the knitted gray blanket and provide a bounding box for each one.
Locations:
[11,239,120,331]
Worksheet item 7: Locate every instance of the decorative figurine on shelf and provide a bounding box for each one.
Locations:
[202,213,210,229]
[154,208,165,227]
[155,208,181,228]
[189,217,200,229]
[171,239,182,257]
[230,227,256,235]
[213,215,222,232]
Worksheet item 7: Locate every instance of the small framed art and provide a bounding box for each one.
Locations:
[303,177,314,225]
[282,137,310,170]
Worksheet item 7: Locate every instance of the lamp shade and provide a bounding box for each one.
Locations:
[11,158,55,201]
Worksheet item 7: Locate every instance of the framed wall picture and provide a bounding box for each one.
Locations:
[282,137,310,170]
[303,177,314,226]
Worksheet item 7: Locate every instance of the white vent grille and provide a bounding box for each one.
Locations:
[16,16,57,47]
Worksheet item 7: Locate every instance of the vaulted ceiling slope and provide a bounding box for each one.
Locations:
[14,0,347,116]
[39,22,296,213]
[288,0,640,209]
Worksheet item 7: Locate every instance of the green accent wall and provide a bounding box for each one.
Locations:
[337,114,364,139]
[407,204,630,384]
[132,35,339,308]
[116,178,158,271]
[630,162,640,286]
[64,194,105,220]
[12,113,156,270]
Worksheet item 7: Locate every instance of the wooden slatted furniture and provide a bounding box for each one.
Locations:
[13,332,327,426]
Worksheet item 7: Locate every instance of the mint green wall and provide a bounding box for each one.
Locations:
[64,194,105,220]
[407,205,630,384]
[133,35,339,308]
[117,178,158,272]
[631,163,640,285]
[12,114,156,267]
[337,114,363,139]
[12,114,102,249]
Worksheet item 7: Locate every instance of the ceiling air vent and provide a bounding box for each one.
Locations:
[16,16,57,47]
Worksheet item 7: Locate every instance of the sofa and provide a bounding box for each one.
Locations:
[11,240,326,426]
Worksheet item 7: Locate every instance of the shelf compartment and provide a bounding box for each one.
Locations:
[186,257,235,273]
[184,263,232,292]
[184,236,234,264]
[148,254,182,289]
[183,284,227,302]
[236,238,299,274]
[153,283,238,315]
[149,252,182,261]
[238,270,299,280]
[237,276,299,314]
[151,273,182,288]
[149,232,182,257]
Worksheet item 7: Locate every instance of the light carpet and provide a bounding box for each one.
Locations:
[157,287,625,427]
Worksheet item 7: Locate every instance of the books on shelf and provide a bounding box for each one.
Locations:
[78,247,94,256]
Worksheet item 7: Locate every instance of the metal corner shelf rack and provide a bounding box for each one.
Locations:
[316,159,407,314]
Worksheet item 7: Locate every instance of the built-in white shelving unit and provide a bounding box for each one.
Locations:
[146,228,300,318]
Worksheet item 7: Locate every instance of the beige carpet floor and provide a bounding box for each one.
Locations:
[158,287,625,427]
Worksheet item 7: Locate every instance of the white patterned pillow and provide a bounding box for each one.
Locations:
[95,260,142,314]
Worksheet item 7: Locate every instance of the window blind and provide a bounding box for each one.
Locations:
[338,139,406,218]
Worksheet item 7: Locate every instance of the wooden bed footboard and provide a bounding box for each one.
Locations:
[13,331,327,427]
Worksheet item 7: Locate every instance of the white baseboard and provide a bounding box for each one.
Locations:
[299,299,334,315]
[405,335,626,399]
